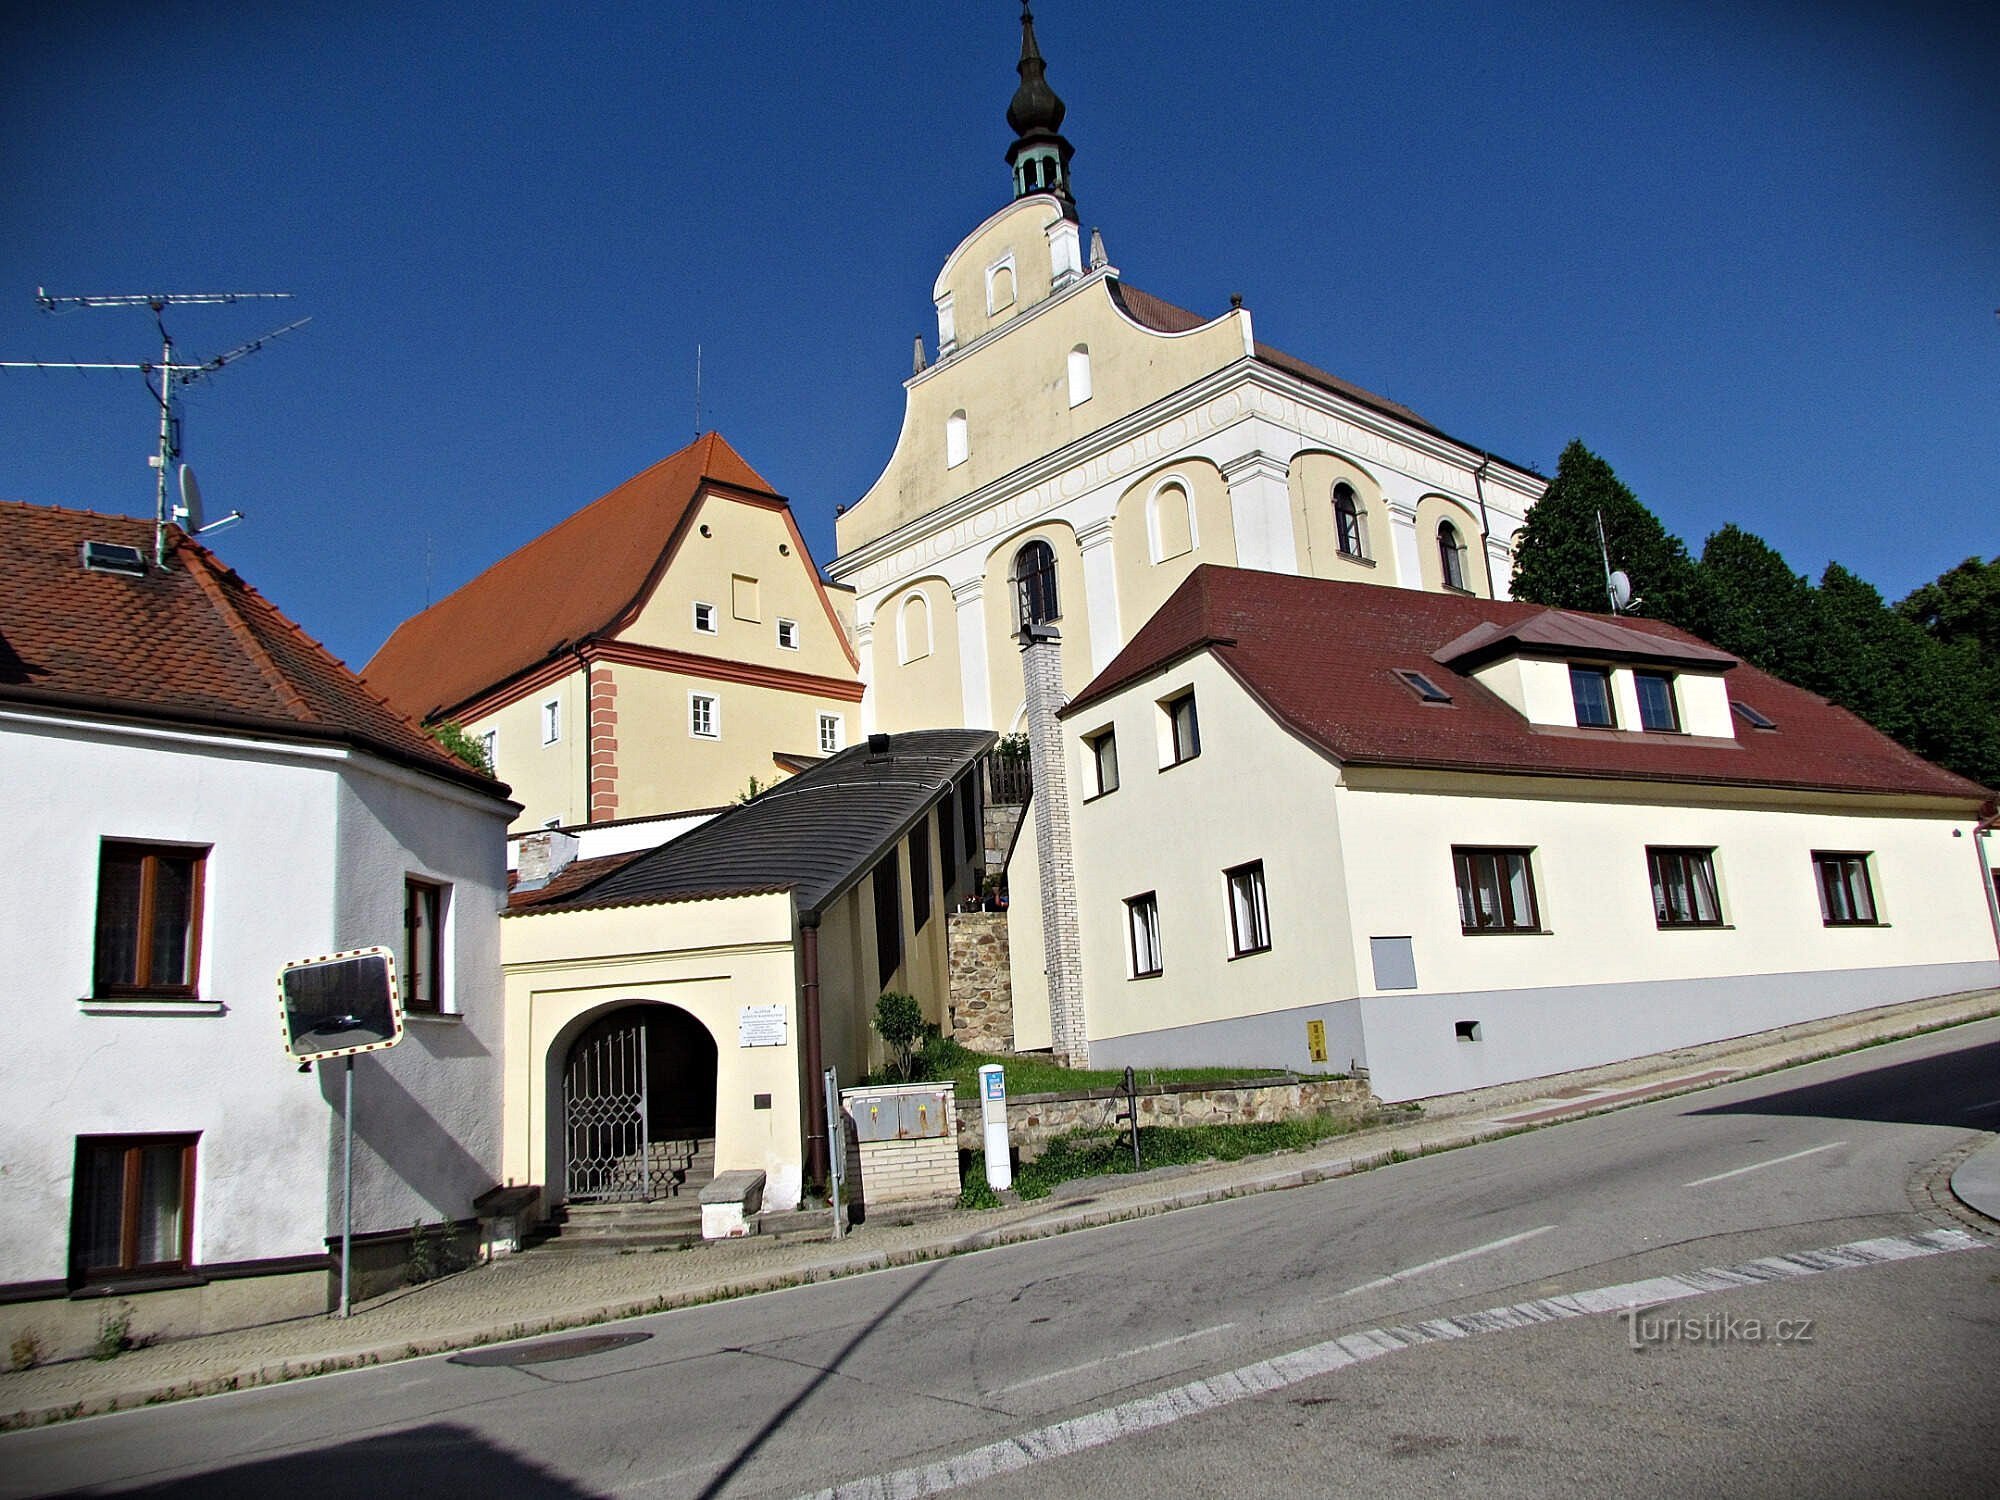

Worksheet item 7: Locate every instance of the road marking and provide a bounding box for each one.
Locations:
[990,1323,1237,1396]
[1341,1225,1555,1296]
[803,1229,1983,1500]
[1682,1141,1846,1188]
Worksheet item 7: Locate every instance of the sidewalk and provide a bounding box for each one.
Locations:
[6,986,1998,1431]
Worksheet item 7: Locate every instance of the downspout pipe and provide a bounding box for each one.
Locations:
[1471,452,1497,599]
[1977,811,2000,967]
[800,914,829,1192]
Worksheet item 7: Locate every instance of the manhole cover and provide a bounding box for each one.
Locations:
[449,1331,651,1367]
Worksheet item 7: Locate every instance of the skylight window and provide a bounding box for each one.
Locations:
[81,541,147,577]
[1731,700,1777,730]
[1393,669,1453,704]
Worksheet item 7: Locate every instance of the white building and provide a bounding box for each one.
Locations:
[0,502,516,1357]
[1009,566,2000,1100]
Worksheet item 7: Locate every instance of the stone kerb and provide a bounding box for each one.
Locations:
[954,1075,1377,1160]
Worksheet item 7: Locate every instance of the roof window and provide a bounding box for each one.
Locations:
[81,541,147,577]
[1393,669,1453,704]
[1730,700,1777,730]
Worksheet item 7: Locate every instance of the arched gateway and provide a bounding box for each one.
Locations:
[562,1003,718,1202]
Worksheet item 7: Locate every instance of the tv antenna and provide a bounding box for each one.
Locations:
[3,289,308,568]
[1596,510,1636,614]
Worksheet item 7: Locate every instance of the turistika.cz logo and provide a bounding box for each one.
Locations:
[1621,1307,1816,1351]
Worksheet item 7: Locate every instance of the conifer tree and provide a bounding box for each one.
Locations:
[1509,440,1704,628]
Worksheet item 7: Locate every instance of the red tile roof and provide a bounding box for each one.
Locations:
[1063,566,1992,804]
[363,431,781,721]
[0,501,505,795]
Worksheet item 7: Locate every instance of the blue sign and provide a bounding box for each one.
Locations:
[982,1068,1006,1101]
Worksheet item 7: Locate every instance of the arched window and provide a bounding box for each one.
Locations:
[1438,521,1467,591]
[1333,483,1365,560]
[1013,539,1059,629]
[1067,344,1092,407]
[898,591,931,664]
[1149,480,1194,563]
[945,410,968,469]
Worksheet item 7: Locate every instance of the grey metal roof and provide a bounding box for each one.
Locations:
[517,729,994,919]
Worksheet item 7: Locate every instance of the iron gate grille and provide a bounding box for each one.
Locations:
[565,1023,651,1202]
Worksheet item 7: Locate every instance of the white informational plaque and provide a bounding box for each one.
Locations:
[738,1004,788,1047]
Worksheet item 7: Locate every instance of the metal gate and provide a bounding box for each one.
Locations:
[564,1022,652,1202]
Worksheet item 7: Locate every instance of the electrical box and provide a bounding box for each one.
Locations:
[850,1086,951,1141]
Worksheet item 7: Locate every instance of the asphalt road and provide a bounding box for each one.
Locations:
[8,1019,2000,1500]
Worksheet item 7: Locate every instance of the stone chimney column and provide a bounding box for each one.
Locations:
[1019,622,1088,1066]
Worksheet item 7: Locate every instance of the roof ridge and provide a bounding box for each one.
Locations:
[172,531,315,721]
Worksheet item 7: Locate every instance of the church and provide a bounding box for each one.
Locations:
[828,4,1547,736]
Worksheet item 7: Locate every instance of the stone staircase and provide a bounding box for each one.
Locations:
[536,1137,716,1255]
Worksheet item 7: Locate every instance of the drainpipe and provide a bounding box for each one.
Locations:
[1471,453,1496,599]
[1976,813,2000,966]
[800,915,829,1192]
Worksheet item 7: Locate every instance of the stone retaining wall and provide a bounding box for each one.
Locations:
[947,912,1012,1050]
[954,1075,1378,1161]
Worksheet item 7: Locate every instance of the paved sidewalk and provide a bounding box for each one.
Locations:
[5,986,1997,1431]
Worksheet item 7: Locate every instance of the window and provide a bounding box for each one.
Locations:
[819,712,842,756]
[1731,700,1777,730]
[693,601,718,634]
[1334,484,1365,559]
[1164,691,1201,765]
[1635,671,1680,732]
[1813,851,1878,926]
[938,793,957,891]
[1149,480,1194,563]
[690,692,719,739]
[1453,847,1540,933]
[71,1135,195,1282]
[946,410,969,469]
[1086,727,1119,796]
[960,771,979,866]
[910,821,932,932]
[403,878,446,1013]
[1127,892,1163,978]
[732,575,760,622]
[1013,539,1059,627]
[1067,345,1092,406]
[1648,848,1721,928]
[478,729,497,774]
[94,842,206,997]
[776,618,799,651]
[1393,669,1453,704]
[986,258,1016,314]
[1438,521,1468,591]
[1570,665,1616,728]
[873,857,902,988]
[541,699,560,745]
[1226,862,1271,956]
[899,590,932,663]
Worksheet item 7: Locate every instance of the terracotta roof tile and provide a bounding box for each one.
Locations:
[363,431,778,720]
[0,500,504,795]
[1064,566,1990,804]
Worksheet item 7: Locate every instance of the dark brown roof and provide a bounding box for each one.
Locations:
[1435,612,1737,673]
[0,501,506,796]
[1063,566,1991,804]
[363,431,782,721]
[509,730,994,917]
[508,850,646,912]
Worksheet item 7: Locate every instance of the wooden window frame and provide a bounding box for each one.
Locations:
[1334,484,1365,560]
[403,877,446,1014]
[1126,892,1163,978]
[1635,671,1681,733]
[1225,861,1272,957]
[1086,727,1119,797]
[70,1134,197,1284]
[1647,847,1723,928]
[1453,846,1541,933]
[94,841,208,998]
[1569,665,1616,729]
[1014,539,1060,628]
[1813,851,1879,926]
[1164,691,1201,767]
[1438,521,1468,591]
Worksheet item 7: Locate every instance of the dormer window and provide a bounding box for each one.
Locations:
[1635,671,1680,732]
[1570,665,1615,728]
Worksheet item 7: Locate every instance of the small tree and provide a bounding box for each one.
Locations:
[428,720,491,775]
[873,992,926,1081]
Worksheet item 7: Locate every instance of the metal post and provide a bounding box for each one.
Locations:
[1123,1065,1140,1170]
[824,1066,844,1239]
[153,326,174,568]
[340,1055,354,1318]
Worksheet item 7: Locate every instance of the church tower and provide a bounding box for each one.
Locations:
[1005,3,1076,213]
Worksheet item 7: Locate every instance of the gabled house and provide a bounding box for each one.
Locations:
[1009,565,2000,1101]
[501,730,991,1213]
[0,502,516,1357]
[366,431,863,834]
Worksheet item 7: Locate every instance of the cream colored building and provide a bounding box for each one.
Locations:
[367,432,863,834]
[1010,566,2000,1101]
[829,9,1543,736]
[501,731,989,1211]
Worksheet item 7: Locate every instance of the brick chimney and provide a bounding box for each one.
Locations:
[514,828,580,891]
[1019,621,1088,1066]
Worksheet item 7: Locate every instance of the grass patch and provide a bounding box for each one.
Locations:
[959,1114,1362,1205]
[871,1034,1323,1101]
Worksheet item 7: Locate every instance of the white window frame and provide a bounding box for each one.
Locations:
[1127,892,1163,978]
[541,699,560,745]
[478,729,497,773]
[818,712,843,756]
[689,692,720,740]
[776,617,799,651]
[1225,862,1272,957]
[693,601,718,635]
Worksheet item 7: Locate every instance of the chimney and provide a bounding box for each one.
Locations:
[1018,621,1088,1066]
[514,828,580,891]
[868,732,892,755]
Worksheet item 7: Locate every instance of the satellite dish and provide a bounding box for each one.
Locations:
[1608,570,1634,611]
[175,464,204,532]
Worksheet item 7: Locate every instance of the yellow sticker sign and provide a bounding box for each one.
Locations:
[1305,1018,1328,1064]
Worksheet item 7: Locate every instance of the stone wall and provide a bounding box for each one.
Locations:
[948,912,1013,1050]
[955,1075,1378,1161]
[983,802,1022,876]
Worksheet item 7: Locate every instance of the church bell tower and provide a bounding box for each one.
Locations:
[1005,3,1076,215]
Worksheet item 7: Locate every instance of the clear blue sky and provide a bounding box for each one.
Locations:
[4,1,1994,673]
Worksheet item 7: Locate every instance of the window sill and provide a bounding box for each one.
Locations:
[1159,754,1200,773]
[1441,583,1477,597]
[1822,920,1889,929]
[78,998,225,1016]
[404,1011,463,1025]
[1227,946,1272,961]
[1129,971,1163,981]
[1655,922,1734,931]
[70,1270,206,1297]
[1082,787,1118,804]
[1335,552,1376,569]
[1457,927,1552,937]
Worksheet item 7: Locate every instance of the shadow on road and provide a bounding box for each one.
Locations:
[83,1422,598,1498]
[1690,1037,2000,1131]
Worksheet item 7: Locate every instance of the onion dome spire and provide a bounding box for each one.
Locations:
[1005,3,1076,213]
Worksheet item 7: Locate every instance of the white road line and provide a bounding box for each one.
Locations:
[990,1323,1237,1396]
[803,1229,1984,1500]
[1340,1225,1556,1296]
[1682,1141,1847,1188]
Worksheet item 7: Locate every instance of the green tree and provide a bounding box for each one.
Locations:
[1697,525,1826,694]
[428,720,491,775]
[1510,440,1704,628]
[872,992,927,1082]
[1898,555,2000,658]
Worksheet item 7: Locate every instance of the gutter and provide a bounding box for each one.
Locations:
[800,916,829,1191]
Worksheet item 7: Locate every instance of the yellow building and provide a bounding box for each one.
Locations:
[830,7,1545,736]
[367,432,863,834]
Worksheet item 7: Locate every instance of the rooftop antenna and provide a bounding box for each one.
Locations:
[4,289,308,568]
[1596,509,1635,613]
[694,342,703,439]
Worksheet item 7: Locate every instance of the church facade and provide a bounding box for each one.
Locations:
[829,6,1546,736]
